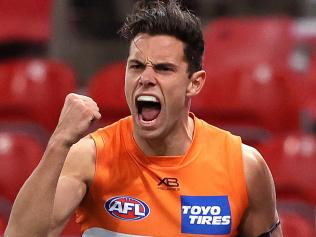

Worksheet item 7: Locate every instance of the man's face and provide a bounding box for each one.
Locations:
[125,34,192,140]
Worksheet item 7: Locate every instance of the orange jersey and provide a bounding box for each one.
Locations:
[76,114,248,236]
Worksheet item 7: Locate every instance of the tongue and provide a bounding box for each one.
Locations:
[141,107,160,121]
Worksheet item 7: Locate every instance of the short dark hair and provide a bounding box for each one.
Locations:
[119,0,204,77]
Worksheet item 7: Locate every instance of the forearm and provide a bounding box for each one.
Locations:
[5,93,101,237]
[5,136,71,237]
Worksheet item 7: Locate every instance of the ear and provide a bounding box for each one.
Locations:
[186,70,206,97]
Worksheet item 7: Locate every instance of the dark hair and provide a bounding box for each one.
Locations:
[119,0,204,77]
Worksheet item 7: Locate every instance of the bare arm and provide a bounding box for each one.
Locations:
[239,144,282,237]
[48,137,96,237]
[4,94,101,237]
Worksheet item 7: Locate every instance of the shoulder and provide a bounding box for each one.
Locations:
[60,135,96,186]
[239,144,280,236]
[241,144,275,207]
[242,144,267,175]
[241,144,274,197]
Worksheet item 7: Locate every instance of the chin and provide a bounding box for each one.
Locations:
[133,124,164,140]
[132,120,167,143]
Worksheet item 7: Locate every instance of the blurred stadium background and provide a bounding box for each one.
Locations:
[0,0,316,236]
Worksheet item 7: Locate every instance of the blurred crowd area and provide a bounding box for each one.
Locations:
[1,0,316,236]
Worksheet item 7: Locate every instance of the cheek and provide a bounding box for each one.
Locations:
[124,76,138,105]
[124,79,132,104]
[166,85,187,105]
[165,80,190,108]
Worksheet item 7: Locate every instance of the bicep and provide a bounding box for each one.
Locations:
[239,145,282,237]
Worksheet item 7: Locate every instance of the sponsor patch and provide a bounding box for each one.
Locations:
[105,196,150,221]
[181,195,232,235]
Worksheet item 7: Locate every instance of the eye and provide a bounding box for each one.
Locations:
[154,64,175,73]
[129,63,144,70]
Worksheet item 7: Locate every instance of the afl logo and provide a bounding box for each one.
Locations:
[105,196,150,221]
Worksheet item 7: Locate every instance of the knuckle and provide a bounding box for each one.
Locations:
[66,93,79,104]
[66,93,76,99]
[73,99,82,107]
[82,107,93,117]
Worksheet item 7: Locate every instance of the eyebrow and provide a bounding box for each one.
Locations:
[127,59,144,65]
[127,59,178,70]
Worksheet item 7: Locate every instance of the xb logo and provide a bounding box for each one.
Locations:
[158,177,180,191]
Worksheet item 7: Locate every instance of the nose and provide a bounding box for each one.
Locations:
[138,66,157,88]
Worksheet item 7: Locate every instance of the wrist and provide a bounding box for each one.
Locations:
[48,131,75,151]
[49,125,80,148]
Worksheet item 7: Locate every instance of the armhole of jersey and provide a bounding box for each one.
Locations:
[230,135,249,213]
[89,130,104,194]
[238,137,249,210]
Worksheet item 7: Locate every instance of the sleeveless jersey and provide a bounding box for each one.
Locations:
[76,114,248,236]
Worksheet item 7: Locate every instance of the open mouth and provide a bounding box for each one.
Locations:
[136,95,161,122]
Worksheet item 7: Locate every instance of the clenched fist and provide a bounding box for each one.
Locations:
[53,93,101,146]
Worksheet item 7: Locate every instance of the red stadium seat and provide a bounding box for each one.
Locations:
[0,58,77,133]
[0,131,44,234]
[87,62,129,126]
[192,17,299,142]
[287,38,316,131]
[203,17,294,75]
[278,200,315,237]
[192,63,301,144]
[0,0,53,43]
[257,132,316,204]
[0,131,44,202]
[281,213,315,237]
[285,61,316,133]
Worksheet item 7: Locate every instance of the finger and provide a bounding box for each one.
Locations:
[84,101,100,114]
[92,111,102,120]
[89,111,101,122]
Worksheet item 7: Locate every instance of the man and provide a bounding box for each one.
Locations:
[5,0,282,236]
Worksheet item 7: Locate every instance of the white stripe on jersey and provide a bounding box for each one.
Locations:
[83,227,151,237]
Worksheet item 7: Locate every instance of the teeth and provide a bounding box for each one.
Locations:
[137,95,159,103]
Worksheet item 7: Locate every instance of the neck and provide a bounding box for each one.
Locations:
[135,115,195,156]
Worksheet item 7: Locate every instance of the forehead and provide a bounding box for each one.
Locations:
[128,34,185,63]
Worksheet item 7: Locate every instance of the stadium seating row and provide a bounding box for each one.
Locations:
[0,0,52,44]
[0,14,315,137]
[1,16,316,236]
[193,17,316,142]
